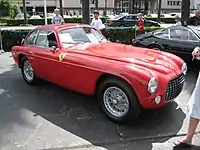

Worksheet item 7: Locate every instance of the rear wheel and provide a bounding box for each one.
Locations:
[148,44,162,50]
[97,77,142,123]
[21,57,39,85]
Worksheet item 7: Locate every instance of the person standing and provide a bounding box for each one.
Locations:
[51,8,65,25]
[90,10,105,30]
[174,47,200,148]
[174,15,182,26]
[137,13,145,34]
[188,10,200,26]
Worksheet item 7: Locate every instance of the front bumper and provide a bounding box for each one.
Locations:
[139,73,185,109]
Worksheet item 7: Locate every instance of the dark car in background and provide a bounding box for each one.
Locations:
[133,25,200,67]
[106,14,161,27]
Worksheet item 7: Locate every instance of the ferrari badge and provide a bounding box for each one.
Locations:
[59,53,67,61]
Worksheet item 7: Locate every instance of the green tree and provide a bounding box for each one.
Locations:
[181,0,190,24]
[0,0,20,18]
[10,2,20,18]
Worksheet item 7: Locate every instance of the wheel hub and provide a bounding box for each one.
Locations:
[23,60,34,81]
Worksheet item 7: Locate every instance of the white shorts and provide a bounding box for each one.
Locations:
[187,72,200,120]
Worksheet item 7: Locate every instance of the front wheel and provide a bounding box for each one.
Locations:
[97,77,142,123]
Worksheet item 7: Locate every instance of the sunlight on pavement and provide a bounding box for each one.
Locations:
[1,52,199,150]
[1,108,106,150]
[0,53,15,74]
[151,92,200,149]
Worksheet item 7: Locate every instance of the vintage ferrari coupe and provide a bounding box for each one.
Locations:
[11,24,187,123]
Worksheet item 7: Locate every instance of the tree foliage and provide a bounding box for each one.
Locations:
[0,0,20,18]
[181,0,190,23]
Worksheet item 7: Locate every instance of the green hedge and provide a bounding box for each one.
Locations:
[0,19,7,26]
[1,27,162,51]
[6,17,108,26]
[5,17,176,26]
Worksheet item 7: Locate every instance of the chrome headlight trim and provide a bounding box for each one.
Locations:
[181,63,187,75]
[148,77,158,94]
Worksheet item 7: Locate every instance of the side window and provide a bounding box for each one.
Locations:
[25,30,38,45]
[123,16,130,20]
[35,30,57,48]
[169,29,198,41]
[154,29,169,39]
[130,16,137,20]
[169,29,182,40]
[119,16,126,20]
[144,21,153,27]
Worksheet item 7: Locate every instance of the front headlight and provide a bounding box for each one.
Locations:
[181,63,187,75]
[148,77,158,94]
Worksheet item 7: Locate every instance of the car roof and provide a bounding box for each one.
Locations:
[34,23,92,32]
[164,25,188,30]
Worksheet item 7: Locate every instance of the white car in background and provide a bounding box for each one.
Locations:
[47,13,55,18]
[30,15,42,19]
[15,13,30,19]
[64,15,72,18]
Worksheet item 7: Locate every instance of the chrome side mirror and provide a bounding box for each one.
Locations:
[50,46,57,52]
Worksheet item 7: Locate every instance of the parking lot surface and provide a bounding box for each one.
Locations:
[0,52,200,150]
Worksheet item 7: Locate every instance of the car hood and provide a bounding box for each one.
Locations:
[68,42,181,74]
[135,31,153,39]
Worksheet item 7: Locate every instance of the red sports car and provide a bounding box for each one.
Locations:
[11,24,187,123]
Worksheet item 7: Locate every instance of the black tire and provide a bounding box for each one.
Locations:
[148,44,162,50]
[97,77,142,123]
[21,56,39,85]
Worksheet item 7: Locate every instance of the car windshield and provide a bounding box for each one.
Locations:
[113,15,125,20]
[58,27,107,47]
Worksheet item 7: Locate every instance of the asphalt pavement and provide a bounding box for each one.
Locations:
[0,52,200,150]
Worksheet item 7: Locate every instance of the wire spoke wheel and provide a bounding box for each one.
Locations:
[103,86,129,118]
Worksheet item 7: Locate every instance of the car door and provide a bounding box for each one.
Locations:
[23,29,40,74]
[29,29,62,82]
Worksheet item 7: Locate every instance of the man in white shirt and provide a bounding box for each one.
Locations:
[174,15,182,26]
[90,10,105,30]
[51,9,65,25]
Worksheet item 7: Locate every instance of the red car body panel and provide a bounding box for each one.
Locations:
[11,24,185,109]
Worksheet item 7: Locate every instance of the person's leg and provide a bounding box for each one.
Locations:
[174,117,199,146]
[183,117,199,143]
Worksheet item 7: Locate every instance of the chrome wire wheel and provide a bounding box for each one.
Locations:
[103,87,129,118]
[23,60,34,82]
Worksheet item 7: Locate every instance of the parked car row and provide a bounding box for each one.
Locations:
[15,13,42,19]
[15,13,103,20]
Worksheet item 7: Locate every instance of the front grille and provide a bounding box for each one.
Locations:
[165,74,185,102]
